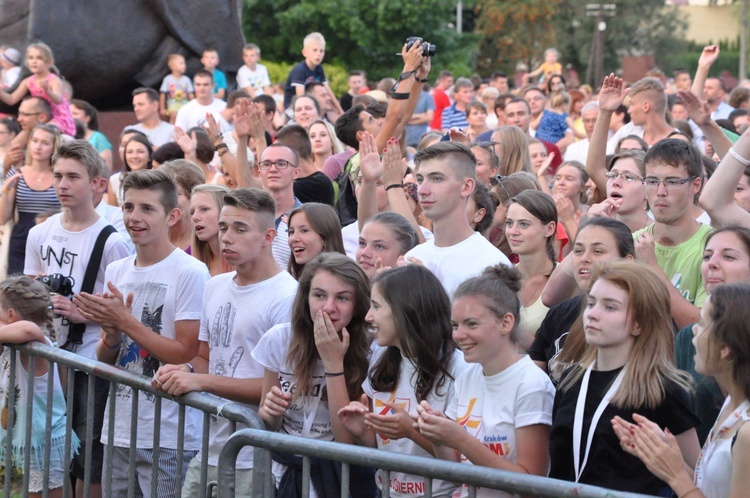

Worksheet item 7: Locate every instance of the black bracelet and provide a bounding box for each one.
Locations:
[325,371,345,377]
[415,76,428,83]
[385,183,404,191]
[389,92,409,100]
[213,142,228,152]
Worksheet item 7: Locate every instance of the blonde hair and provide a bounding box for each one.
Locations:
[303,32,326,48]
[493,126,533,176]
[26,42,54,66]
[549,91,571,111]
[190,184,231,268]
[25,124,63,167]
[559,261,692,409]
[307,119,344,156]
[0,276,55,341]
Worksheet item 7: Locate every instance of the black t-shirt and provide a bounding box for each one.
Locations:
[283,61,326,109]
[293,171,335,206]
[340,92,354,112]
[528,295,583,370]
[549,367,700,495]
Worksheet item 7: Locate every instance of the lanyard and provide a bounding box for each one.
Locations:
[694,397,750,487]
[572,363,626,482]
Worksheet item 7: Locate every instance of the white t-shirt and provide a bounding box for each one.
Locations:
[94,198,132,250]
[125,121,175,149]
[606,122,642,155]
[563,138,590,164]
[198,270,297,468]
[342,222,434,260]
[174,99,231,133]
[446,356,555,498]
[252,323,335,489]
[236,64,271,96]
[100,249,209,449]
[362,346,467,498]
[24,214,132,359]
[404,232,511,299]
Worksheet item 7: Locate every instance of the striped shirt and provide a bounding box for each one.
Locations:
[440,103,469,131]
[6,167,60,214]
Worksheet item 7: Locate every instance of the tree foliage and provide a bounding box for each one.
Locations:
[474,0,561,75]
[242,0,478,81]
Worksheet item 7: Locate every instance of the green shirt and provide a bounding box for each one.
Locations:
[633,223,712,307]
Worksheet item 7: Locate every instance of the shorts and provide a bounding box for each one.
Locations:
[104,446,197,498]
[69,370,110,482]
[28,467,65,493]
[182,456,254,498]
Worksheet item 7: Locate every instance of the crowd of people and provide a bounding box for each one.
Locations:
[0,31,748,498]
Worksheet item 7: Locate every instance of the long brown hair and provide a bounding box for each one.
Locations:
[287,253,371,401]
[559,261,692,409]
[287,203,345,280]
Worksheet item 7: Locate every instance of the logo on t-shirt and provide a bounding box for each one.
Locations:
[374,393,411,445]
[456,397,482,435]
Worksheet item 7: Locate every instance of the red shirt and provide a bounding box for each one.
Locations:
[430,88,450,131]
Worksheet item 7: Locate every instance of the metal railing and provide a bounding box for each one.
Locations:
[2,341,269,498]
[218,428,657,498]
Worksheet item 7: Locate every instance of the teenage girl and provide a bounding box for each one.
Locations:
[613,282,750,498]
[548,261,700,495]
[189,184,232,276]
[338,265,466,497]
[0,276,79,498]
[416,265,555,498]
[252,253,375,497]
[287,203,345,280]
[0,42,75,135]
[356,212,419,279]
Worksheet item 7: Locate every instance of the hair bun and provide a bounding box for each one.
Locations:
[483,264,523,294]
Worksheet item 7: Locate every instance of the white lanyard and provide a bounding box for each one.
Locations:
[572,363,626,482]
[301,379,324,437]
[694,397,750,487]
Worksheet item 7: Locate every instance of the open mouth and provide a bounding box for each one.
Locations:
[609,191,623,199]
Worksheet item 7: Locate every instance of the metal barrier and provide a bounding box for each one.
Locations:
[218,428,656,498]
[1,341,269,498]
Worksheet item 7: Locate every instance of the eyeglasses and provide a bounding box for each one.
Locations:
[490,174,512,200]
[258,159,295,170]
[471,141,501,149]
[17,112,40,118]
[604,171,643,183]
[642,176,696,189]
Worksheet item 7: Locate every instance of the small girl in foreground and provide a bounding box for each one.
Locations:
[0,276,79,497]
[416,265,555,498]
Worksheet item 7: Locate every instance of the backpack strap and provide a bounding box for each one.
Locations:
[63,224,117,348]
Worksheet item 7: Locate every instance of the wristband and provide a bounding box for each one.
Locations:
[385,183,404,191]
[218,148,231,157]
[102,336,121,350]
[389,92,410,100]
[728,147,750,166]
[213,142,228,152]
[325,371,345,377]
[185,362,195,373]
[415,76,428,83]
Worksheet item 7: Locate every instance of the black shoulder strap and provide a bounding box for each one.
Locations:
[64,224,117,348]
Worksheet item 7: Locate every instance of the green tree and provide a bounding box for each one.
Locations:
[551,0,688,86]
[474,0,561,75]
[242,0,478,82]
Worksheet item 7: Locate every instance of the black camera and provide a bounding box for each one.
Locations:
[406,37,436,57]
[41,274,75,297]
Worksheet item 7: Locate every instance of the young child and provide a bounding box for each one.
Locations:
[236,44,271,99]
[0,47,22,90]
[159,54,194,124]
[283,33,328,109]
[201,48,227,100]
[0,42,75,135]
[0,276,80,498]
[527,48,563,87]
[533,90,571,145]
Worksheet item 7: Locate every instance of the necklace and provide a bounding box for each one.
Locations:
[520,261,554,308]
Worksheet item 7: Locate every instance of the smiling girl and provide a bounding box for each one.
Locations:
[416,264,555,498]
[287,203,345,280]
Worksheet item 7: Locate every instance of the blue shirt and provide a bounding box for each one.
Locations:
[284,61,326,109]
[212,69,227,96]
[406,91,436,146]
[440,103,469,131]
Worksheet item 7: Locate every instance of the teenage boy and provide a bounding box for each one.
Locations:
[152,188,298,496]
[24,140,132,498]
[283,32,329,109]
[633,138,711,329]
[73,169,210,497]
[236,43,271,98]
[405,142,510,298]
[175,70,230,132]
[440,77,474,132]
[202,48,228,100]
[340,70,365,112]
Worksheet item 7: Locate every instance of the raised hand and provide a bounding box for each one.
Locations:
[598,74,630,112]
[358,131,382,182]
[677,90,712,127]
[698,45,720,69]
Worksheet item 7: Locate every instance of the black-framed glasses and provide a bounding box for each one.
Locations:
[642,176,696,189]
[490,174,512,200]
[604,171,643,183]
[258,159,295,170]
[471,141,501,149]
